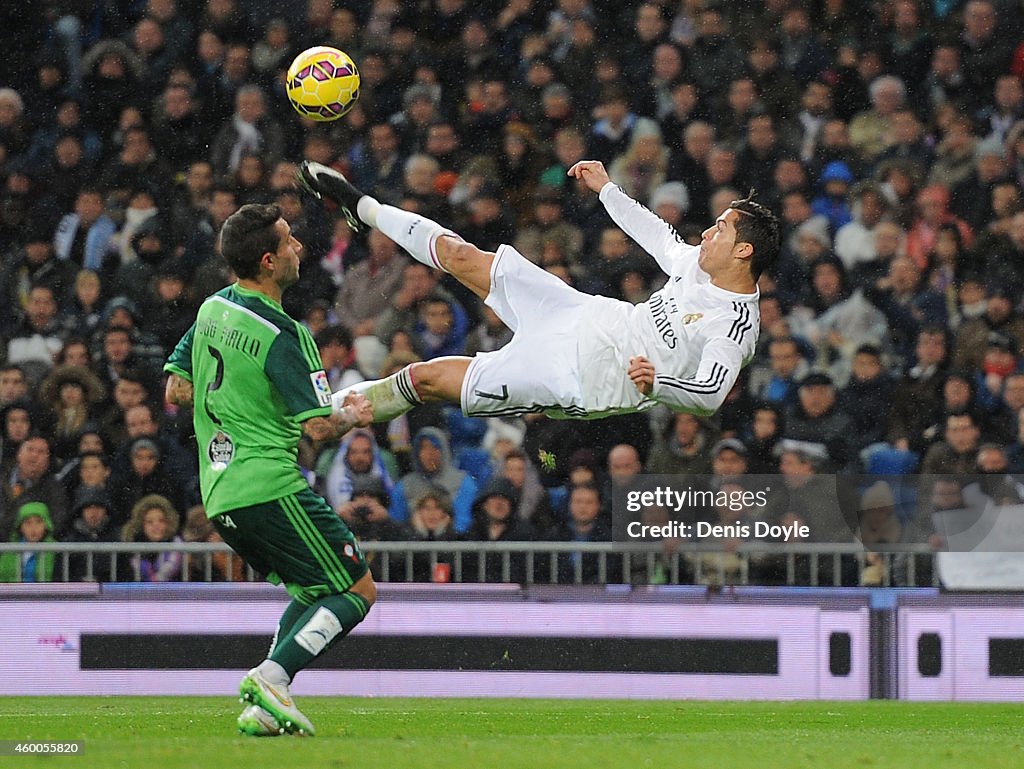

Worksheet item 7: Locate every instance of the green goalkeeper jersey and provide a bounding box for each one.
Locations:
[164,283,333,518]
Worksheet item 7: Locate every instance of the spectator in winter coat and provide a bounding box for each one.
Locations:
[839,345,897,452]
[121,493,181,582]
[389,427,478,533]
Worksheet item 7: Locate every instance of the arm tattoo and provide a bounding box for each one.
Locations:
[166,375,194,406]
[302,416,336,443]
[302,408,360,443]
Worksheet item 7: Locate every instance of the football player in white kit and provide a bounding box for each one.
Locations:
[298,159,780,422]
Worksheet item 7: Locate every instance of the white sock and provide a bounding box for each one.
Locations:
[256,659,291,686]
[375,205,456,272]
[332,365,423,422]
[356,196,381,227]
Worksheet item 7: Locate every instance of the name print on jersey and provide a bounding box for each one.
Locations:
[197,316,264,359]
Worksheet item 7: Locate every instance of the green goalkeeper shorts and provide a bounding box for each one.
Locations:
[212,487,368,603]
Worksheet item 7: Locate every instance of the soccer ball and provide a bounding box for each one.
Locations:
[286,46,360,122]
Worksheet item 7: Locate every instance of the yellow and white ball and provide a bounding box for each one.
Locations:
[286,46,360,122]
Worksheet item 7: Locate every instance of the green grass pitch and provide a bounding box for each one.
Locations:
[1,697,1022,769]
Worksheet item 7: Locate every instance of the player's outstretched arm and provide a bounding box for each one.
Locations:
[629,340,743,416]
[303,392,373,443]
[568,160,693,276]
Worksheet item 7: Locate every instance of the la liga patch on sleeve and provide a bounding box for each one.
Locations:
[310,370,332,406]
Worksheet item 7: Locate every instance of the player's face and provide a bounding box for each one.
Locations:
[271,219,303,288]
[698,208,742,274]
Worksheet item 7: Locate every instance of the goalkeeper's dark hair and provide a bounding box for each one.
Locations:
[730,191,781,281]
[219,203,282,280]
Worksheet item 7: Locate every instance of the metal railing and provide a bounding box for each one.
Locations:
[0,541,942,587]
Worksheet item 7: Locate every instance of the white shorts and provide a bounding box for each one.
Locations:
[460,245,591,418]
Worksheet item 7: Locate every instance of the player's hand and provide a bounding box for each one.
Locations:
[567,160,611,194]
[343,391,374,427]
[628,355,655,396]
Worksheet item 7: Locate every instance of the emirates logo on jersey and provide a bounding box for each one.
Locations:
[682,313,704,325]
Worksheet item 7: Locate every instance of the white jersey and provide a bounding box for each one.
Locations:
[575,183,759,416]
[461,183,759,420]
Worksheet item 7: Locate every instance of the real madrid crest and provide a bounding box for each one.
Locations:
[207,430,235,470]
[682,312,704,325]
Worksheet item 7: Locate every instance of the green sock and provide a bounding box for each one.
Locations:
[269,592,371,679]
[268,599,309,659]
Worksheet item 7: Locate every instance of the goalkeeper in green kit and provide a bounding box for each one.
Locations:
[164,204,376,737]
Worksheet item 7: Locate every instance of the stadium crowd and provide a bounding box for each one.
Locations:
[0,0,1023,586]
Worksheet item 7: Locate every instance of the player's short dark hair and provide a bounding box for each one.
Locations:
[219,203,282,280]
[731,192,781,281]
